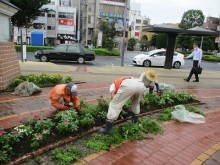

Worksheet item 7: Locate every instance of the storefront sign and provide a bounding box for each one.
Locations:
[97,31,103,47]
[100,0,125,6]
[58,18,74,26]
[100,12,124,18]
[57,33,76,41]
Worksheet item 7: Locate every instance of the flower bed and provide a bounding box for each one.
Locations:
[0,91,200,164]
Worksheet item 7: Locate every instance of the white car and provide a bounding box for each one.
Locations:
[133,49,185,69]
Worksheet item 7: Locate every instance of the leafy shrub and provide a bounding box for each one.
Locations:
[159,108,172,121]
[9,73,68,89]
[55,110,79,134]
[89,48,120,56]
[79,113,95,129]
[64,76,73,83]
[15,45,54,52]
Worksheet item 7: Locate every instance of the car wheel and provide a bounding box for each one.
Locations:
[77,57,85,64]
[40,55,48,62]
[143,60,151,67]
[173,61,181,69]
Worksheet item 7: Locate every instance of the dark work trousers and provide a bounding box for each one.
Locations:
[187,60,199,81]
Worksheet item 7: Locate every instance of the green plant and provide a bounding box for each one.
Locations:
[186,106,205,116]
[121,123,144,140]
[86,134,109,151]
[50,74,63,84]
[79,113,95,129]
[53,146,83,165]
[55,110,79,134]
[159,108,172,121]
[64,76,73,83]
[139,119,162,134]
[28,116,54,132]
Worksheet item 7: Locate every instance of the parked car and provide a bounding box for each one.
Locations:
[34,44,95,64]
[133,49,185,69]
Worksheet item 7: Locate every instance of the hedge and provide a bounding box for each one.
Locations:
[15,45,54,52]
[88,48,120,56]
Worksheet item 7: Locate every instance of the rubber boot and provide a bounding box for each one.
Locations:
[98,120,114,134]
[132,113,139,123]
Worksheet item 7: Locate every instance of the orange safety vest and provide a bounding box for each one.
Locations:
[114,76,131,93]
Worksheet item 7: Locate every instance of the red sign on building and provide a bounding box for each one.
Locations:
[58,18,74,26]
[135,32,139,37]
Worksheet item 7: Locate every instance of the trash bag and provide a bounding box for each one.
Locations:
[171,105,205,124]
[159,83,175,93]
[13,81,42,96]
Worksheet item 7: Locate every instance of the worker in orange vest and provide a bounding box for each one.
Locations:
[49,82,81,111]
[98,77,146,134]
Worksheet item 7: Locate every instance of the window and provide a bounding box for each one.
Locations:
[48,13,56,18]
[88,15,94,24]
[154,51,165,56]
[88,15,91,24]
[67,45,79,52]
[58,12,74,19]
[136,19,141,23]
[88,3,95,12]
[39,12,45,17]
[88,28,93,35]
[55,45,67,52]
[135,26,141,30]
[47,26,55,30]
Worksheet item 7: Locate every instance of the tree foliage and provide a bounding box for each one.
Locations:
[139,39,150,51]
[128,38,137,50]
[98,19,118,50]
[150,34,157,47]
[156,33,167,49]
[10,0,49,27]
[179,9,205,30]
[176,9,207,50]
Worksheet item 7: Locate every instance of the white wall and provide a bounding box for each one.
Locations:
[0,13,10,42]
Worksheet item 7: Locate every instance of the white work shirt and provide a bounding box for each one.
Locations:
[186,48,203,63]
[139,72,158,87]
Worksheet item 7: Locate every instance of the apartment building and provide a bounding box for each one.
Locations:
[129,10,150,40]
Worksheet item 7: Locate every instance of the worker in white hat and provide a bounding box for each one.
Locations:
[49,82,81,111]
[139,70,161,95]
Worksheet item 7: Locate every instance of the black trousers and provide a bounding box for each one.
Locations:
[187,60,199,81]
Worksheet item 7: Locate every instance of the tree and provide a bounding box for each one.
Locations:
[177,9,205,50]
[150,34,157,47]
[139,39,150,51]
[156,33,167,49]
[10,0,49,28]
[98,19,117,50]
[128,38,137,51]
[179,9,205,30]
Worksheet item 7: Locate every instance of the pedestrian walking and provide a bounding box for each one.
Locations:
[184,43,203,82]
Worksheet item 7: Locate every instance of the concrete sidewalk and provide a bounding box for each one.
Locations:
[0,61,220,164]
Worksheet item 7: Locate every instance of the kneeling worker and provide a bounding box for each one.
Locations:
[98,76,146,134]
[139,70,161,95]
[49,82,81,111]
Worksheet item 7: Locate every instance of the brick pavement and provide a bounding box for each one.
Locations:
[0,63,220,164]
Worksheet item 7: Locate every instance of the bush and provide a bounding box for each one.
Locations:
[88,48,120,56]
[202,55,220,62]
[15,45,54,52]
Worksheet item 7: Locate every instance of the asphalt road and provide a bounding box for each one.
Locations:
[17,51,220,71]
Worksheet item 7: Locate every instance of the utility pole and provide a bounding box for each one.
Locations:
[121,0,127,67]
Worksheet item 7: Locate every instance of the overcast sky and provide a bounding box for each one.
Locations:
[132,0,220,25]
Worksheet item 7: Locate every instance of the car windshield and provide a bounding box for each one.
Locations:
[143,50,163,55]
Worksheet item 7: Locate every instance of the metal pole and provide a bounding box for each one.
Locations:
[20,29,23,62]
[121,0,127,67]
[200,36,204,49]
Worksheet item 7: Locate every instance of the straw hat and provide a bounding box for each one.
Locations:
[145,70,158,81]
